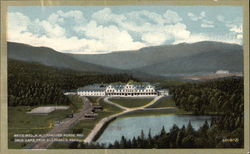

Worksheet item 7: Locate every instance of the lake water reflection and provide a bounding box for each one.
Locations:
[96,114,212,144]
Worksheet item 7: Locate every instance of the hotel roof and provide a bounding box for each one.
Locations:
[77,82,155,92]
[77,84,107,92]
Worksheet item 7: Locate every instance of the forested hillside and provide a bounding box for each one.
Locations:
[171,77,244,147]
[172,77,243,115]
[8,59,137,106]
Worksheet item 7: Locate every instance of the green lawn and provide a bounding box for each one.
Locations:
[50,97,123,149]
[147,97,176,108]
[87,96,100,104]
[8,106,73,149]
[118,108,192,118]
[68,95,84,112]
[8,95,84,149]
[109,98,153,108]
[66,97,123,137]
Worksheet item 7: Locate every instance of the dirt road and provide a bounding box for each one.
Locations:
[27,96,92,149]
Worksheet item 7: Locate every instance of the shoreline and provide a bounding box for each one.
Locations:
[84,96,164,143]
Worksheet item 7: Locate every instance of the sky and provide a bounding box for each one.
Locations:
[7,6,243,54]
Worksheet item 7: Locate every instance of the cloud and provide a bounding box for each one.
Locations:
[125,10,166,26]
[8,11,145,53]
[225,23,243,43]
[201,24,214,28]
[164,23,190,41]
[174,33,242,45]
[77,8,190,49]
[8,8,242,54]
[216,15,225,22]
[229,24,242,33]
[76,20,145,52]
[200,11,206,17]
[8,12,30,33]
[187,11,206,21]
[201,19,214,28]
[141,32,168,45]
[48,13,64,24]
[236,34,242,39]
[92,8,126,24]
[39,20,66,38]
[187,13,198,21]
[188,11,215,28]
[163,10,183,24]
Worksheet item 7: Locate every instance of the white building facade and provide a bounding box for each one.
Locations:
[77,82,169,97]
[216,70,229,74]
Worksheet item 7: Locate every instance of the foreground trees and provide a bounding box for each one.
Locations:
[75,119,242,148]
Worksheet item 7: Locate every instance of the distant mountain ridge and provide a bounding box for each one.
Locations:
[7,42,160,80]
[133,49,243,76]
[7,42,123,74]
[68,41,243,76]
[8,41,243,77]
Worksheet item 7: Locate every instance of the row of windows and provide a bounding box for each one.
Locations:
[107,93,157,96]
[78,88,160,94]
[79,92,104,95]
[108,86,153,89]
[106,89,154,92]
[79,92,105,96]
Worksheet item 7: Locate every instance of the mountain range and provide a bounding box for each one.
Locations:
[8,41,243,77]
[7,42,123,74]
[68,41,243,76]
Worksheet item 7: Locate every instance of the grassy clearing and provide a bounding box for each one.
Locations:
[118,108,192,119]
[109,98,153,108]
[68,95,84,112]
[8,106,73,149]
[87,96,100,104]
[66,97,123,137]
[8,95,84,149]
[50,97,123,149]
[147,97,176,108]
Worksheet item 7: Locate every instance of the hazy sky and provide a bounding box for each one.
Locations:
[8,6,243,54]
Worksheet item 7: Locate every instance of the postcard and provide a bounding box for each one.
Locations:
[0,0,249,154]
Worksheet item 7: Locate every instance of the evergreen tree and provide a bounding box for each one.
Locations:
[120,135,127,148]
[160,126,166,136]
[182,135,195,148]
[132,137,137,148]
[186,121,195,136]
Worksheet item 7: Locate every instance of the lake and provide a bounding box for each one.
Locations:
[96,114,212,144]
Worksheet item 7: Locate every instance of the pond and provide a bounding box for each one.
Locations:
[96,114,213,145]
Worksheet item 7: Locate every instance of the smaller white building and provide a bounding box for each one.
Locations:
[158,89,169,96]
[64,92,77,96]
[216,70,229,74]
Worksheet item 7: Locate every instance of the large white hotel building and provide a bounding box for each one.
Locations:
[76,82,169,97]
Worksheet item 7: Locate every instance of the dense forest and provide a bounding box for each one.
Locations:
[171,77,243,115]
[171,77,244,147]
[69,77,244,148]
[8,59,137,106]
